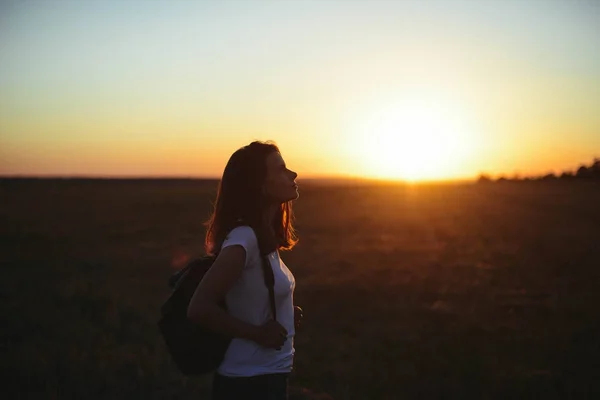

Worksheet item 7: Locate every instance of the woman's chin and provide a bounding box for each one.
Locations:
[286,189,299,202]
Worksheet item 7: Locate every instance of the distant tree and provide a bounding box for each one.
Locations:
[591,158,600,175]
[576,165,591,179]
[541,173,557,181]
[497,176,508,183]
[560,171,574,180]
[477,174,492,183]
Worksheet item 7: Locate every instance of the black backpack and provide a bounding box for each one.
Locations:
[158,253,276,375]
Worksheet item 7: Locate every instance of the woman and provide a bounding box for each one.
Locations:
[187,141,303,400]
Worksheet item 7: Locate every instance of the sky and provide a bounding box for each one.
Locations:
[1,0,599,181]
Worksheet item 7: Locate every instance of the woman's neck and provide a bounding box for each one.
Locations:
[255,204,279,254]
[263,203,278,228]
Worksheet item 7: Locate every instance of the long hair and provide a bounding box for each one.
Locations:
[204,141,298,256]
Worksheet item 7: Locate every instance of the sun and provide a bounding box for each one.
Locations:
[346,96,477,181]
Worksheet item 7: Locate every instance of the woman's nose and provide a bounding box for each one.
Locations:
[291,170,298,180]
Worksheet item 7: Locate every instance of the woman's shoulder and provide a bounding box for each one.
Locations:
[223,225,259,249]
[222,225,261,268]
[226,225,257,239]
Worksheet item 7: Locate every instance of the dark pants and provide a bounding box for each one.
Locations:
[211,372,289,400]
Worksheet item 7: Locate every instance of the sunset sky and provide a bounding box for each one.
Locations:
[1,0,599,181]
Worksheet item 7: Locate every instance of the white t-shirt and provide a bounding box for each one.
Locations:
[217,226,296,377]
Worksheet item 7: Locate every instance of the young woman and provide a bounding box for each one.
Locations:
[187,141,303,400]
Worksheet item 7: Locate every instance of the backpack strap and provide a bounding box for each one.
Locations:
[261,254,277,321]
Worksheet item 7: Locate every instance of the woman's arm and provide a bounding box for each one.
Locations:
[187,245,287,348]
[187,245,259,340]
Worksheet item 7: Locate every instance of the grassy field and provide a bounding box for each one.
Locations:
[2,179,600,399]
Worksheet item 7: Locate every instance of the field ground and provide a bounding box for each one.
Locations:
[1,179,600,399]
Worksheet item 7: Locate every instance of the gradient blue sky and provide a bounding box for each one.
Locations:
[1,0,598,179]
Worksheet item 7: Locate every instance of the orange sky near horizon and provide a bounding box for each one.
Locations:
[1,1,599,182]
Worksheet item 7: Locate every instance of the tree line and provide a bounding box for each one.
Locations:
[478,158,600,183]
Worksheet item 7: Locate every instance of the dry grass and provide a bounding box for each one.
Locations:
[1,179,599,399]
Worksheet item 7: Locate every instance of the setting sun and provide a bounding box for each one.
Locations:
[345,95,479,182]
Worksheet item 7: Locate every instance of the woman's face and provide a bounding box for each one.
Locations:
[263,151,298,203]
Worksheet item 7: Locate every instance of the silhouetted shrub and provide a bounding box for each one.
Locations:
[477,174,492,183]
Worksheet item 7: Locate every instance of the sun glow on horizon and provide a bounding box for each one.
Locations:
[0,1,598,178]
[346,95,480,182]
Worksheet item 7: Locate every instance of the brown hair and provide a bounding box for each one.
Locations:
[204,141,298,256]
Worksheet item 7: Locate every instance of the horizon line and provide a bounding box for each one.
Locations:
[0,174,479,184]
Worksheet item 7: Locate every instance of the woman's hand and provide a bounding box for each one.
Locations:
[294,305,303,330]
[252,320,288,350]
